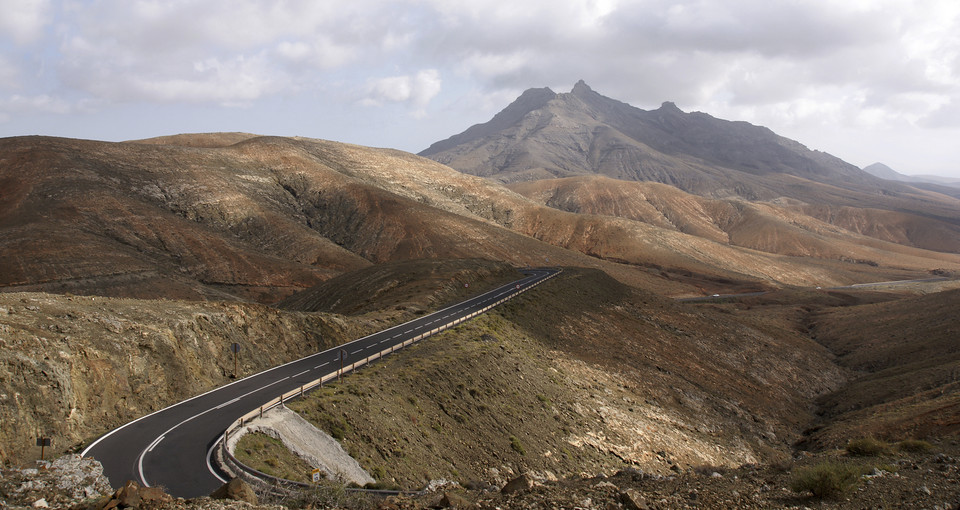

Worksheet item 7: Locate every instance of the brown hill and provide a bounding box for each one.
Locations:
[0,136,580,302]
[421,82,960,254]
[2,135,959,305]
[509,175,960,260]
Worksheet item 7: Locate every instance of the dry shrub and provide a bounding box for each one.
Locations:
[845,437,890,457]
[897,439,933,454]
[789,461,867,499]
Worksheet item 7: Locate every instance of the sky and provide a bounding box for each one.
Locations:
[2,0,960,178]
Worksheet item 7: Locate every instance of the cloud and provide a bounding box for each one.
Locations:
[0,55,19,90]
[361,69,442,113]
[1,93,72,114]
[51,0,414,106]
[0,0,51,44]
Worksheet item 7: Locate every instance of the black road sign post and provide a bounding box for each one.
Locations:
[338,349,347,382]
[36,437,50,460]
[230,343,241,378]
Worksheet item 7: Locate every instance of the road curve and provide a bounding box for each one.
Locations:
[82,268,559,498]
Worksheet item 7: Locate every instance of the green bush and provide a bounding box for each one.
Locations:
[845,437,890,456]
[897,439,933,453]
[789,461,867,499]
[509,435,526,456]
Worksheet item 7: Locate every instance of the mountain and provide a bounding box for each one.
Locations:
[864,162,960,196]
[421,82,960,254]
[421,80,870,193]
[862,162,903,181]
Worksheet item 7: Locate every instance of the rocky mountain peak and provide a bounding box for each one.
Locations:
[421,82,872,192]
[571,79,593,95]
[658,101,682,113]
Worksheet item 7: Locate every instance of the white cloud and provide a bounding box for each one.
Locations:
[362,69,442,113]
[1,93,72,114]
[0,0,51,44]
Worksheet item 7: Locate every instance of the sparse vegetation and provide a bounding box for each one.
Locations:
[234,432,314,483]
[509,435,526,456]
[789,461,867,499]
[846,437,890,457]
[897,439,934,453]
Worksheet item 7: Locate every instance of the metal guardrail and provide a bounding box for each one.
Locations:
[215,268,561,493]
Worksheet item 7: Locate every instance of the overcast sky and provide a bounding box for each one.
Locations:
[2,0,960,178]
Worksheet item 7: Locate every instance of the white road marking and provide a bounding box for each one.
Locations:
[215,397,242,410]
[314,362,330,369]
[146,435,165,452]
[137,376,290,487]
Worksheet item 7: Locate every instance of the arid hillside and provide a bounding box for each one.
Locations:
[5,135,957,306]
[284,267,845,488]
[510,175,960,261]
[806,288,960,447]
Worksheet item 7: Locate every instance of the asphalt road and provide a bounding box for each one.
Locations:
[82,268,559,498]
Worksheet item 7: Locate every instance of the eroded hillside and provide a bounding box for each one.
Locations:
[287,268,845,488]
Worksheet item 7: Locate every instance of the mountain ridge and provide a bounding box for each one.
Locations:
[420,81,870,189]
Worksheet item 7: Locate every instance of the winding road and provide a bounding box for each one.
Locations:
[82,268,559,498]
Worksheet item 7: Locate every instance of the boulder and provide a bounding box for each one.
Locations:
[619,489,650,510]
[138,486,172,504]
[500,473,535,495]
[209,477,258,505]
[437,491,474,508]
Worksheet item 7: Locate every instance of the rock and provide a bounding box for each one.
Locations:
[32,498,49,508]
[210,477,258,505]
[501,473,535,494]
[138,486,172,504]
[437,491,474,508]
[106,480,140,509]
[619,489,650,510]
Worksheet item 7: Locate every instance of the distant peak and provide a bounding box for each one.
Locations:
[571,80,592,95]
[659,101,682,112]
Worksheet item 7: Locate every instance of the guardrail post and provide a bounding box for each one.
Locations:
[259,406,263,419]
